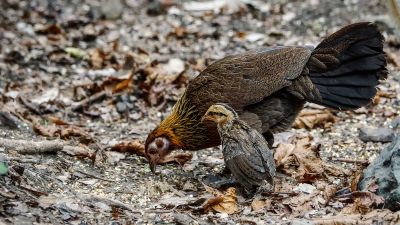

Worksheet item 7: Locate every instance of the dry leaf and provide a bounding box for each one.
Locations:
[160,152,193,165]
[110,140,193,165]
[91,48,107,69]
[48,116,70,126]
[202,186,238,214]
[112,77,133,94]
[323,185,338,206]
[274,143,295,167]
[251,198,270,212]
[294,109,336,129]
[275,136,347,182]
[110,140,145,156]
[33,124,94,144]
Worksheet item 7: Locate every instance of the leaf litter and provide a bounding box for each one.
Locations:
[0,0,399,224]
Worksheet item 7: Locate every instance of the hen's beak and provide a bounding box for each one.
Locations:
[149,160,157,174]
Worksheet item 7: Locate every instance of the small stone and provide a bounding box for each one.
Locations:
[359,127,395,143]
[116,102,127,114]
[101,0,124,20]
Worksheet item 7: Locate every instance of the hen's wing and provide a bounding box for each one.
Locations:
[186,47,312,114]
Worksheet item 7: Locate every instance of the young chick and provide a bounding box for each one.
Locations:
[202,103,276,192]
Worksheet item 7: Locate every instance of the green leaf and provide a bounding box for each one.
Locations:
[0,162,8,176]
[65,47,86,58]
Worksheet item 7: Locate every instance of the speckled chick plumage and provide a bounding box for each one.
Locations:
[203,103,276,191]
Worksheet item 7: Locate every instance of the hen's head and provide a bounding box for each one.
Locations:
[201,103,238,127]
[145,132,172,173]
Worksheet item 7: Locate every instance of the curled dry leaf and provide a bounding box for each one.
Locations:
[110,140,145,156]
[91,48,107,69]
[275,136,347,182]
[33,124,94,144]
[274,143,295,167]
[251,198,271,212]
[202,186,238,214]
[101,72,133,95]
[159,152,193,165]
[110,140,193,166]
[293,109,336,129]
[48,116,71,126]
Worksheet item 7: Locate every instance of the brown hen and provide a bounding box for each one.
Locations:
[145,22,387,172]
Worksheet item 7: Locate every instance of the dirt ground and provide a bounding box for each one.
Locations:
[0,0,399,224]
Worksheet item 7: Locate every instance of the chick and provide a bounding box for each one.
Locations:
[202,103,276,192]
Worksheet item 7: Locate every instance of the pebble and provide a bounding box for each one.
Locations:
[116,102,127,113]
[100,0,124,20]
[359,127,395,143]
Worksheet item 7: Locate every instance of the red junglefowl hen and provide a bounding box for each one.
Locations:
[201,103,276,192]
[145,22,387,172]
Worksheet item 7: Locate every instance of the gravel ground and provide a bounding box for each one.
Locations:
[0,0,399,224]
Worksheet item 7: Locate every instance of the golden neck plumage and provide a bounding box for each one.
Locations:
[157,92,209,150]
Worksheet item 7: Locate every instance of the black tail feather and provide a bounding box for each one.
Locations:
[308,22,387,110]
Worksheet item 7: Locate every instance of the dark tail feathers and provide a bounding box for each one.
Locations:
[307,22,387,110]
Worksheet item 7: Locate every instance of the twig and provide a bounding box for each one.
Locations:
[328,157,369,165]
[75,169,114,182]
[0,138,63,154]
[0,138,95,159]
[67,90,106,111]
[80,194,141,213]
[81,194,177,214]
[7,157,39,163]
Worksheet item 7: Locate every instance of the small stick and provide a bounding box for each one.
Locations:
[328,157,369,165]
[0,138,63,154]
[0,138,94,159]
[75,169,114,182]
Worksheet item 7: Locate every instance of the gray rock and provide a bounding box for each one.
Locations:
[359,127,395,142]
[101,0,124,20]
[116,102,127,114]
[358,135,400,211]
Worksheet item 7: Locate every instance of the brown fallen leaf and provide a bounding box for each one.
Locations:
[48,116,70,126]
[337,178,384,214]
[274,143,295,167]
[323,184,338,206]
[294,109,336,129]
[110,140,193,165]
[91,48,107,69]
[284,191,321,216]
[160,152,193,165]
[202,186,238,214]
[251,198,271,212]
[100,72,133,95]
[33,123,95,144]
[110,140,145,156]
[275,136,347,182]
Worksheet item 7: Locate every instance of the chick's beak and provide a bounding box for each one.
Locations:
[201,114,212,122]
